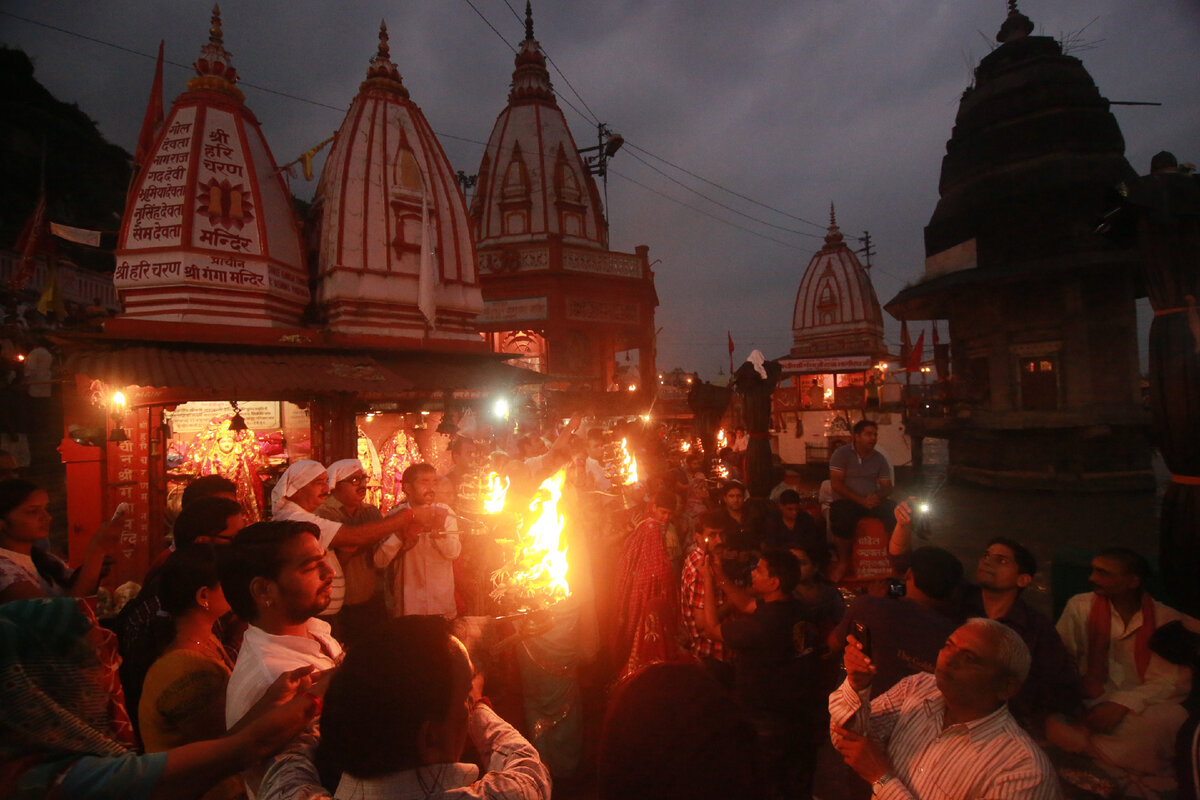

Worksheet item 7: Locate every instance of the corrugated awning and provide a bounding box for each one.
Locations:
[67,346,415,397]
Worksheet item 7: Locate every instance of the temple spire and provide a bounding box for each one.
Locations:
[208,4,224,47]
[997,0,1034,43]
[825,202,844,246]
[508,1,554,103]
[188,3,242,99]
[364,19,407,95]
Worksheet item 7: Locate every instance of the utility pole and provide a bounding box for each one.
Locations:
[856,230,875,269]
[578,123,624,213]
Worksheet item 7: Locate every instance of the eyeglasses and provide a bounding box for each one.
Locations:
[979,551,1013,567]
[338,474,368,486]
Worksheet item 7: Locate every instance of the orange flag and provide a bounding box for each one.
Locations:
[134,41,165,171]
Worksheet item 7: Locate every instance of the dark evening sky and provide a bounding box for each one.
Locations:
[3,1,1198,376]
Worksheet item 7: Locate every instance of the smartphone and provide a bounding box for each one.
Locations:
[851,621,872,657]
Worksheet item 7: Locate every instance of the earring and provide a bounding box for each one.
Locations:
[200,601,210,610]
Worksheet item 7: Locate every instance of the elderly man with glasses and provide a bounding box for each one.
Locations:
[831,617,1061,800]
[959,537,1082,735]
[315,458,386,645]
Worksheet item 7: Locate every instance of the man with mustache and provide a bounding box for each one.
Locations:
[375,463,461,619]
[1051,547,1193,781]
[221,521,342,731]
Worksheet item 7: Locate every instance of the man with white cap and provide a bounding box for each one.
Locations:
[316,459,386,646]
[270,460,410,619]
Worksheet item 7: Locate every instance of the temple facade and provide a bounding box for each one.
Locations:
[469,5,658,399]
[59,9,524,586]
[310,23,483,345]
[114,9,309,327]
[885,6,1150,490]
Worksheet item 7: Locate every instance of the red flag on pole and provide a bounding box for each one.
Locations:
[134,41,165,171]
[727,330,735,374]
[900,319,912,365]
[10,190,48,292]
[907,328,925,374]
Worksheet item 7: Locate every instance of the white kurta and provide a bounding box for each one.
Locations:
[375,502,460,618]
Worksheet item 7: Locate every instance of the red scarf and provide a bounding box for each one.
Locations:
[1083,592,1157,699]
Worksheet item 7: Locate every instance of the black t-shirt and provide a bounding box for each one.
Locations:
[832,594,960,694]
[721,597,809,711]
[763,510,824,554]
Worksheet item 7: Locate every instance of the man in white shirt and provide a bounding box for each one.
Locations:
[830,617,1060,800]
[375,463,461,618]
[271,460,414,618]
[221,520,344,730]
[584,429,612,492]
[1051,547,1193,779]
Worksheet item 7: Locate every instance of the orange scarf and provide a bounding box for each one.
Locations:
[1083,592,1156,699]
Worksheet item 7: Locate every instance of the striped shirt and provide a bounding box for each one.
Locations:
[830,672,1061,800]
[679,546,730,662]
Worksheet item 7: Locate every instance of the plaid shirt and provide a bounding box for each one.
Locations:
[680,546,730,662]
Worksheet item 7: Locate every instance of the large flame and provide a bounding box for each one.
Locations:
[716,428,728,449]
[619,438,639,485]
[483,471,509,514]
[490,469,570,610]
[679,440,691,453]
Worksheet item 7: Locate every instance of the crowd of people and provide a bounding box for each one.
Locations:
[1,413,1199,800]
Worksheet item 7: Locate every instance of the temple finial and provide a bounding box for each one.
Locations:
[997,0,1034,43]
[825,202,843,246]
[378,19,390,60]
[525,1,535,42]
[190,3,241,98]
[363,19,405,93]
[209,4,223,47]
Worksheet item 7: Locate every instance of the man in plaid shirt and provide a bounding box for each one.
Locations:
[680,511,738,684]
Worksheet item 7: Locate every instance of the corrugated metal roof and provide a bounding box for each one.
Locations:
[66,346,413,397]
[64,344,539,401]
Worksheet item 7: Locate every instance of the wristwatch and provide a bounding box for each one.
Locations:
[874,772,895,789]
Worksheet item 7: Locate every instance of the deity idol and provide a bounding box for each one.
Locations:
[189,416,266,520]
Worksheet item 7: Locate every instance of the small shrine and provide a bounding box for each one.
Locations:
[114,7,309,326]
[774,207,905,466]
[469,4,658,406]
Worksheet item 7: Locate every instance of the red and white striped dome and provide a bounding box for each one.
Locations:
[313,22,482,343]
[115,7,309,327]
[791,207,885,359]
[470,5,608,255]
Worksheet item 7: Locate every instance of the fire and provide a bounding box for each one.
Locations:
[619,438,639,485]
[714,461,730,480]
[490,469,570,610]
[716,428,728,449]
[483,471,509,514]
[680,440,691,453]
[823,387,834,402]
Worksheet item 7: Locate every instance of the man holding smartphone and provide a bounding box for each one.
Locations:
[830,618,1060,800]
[831,546,963,693]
